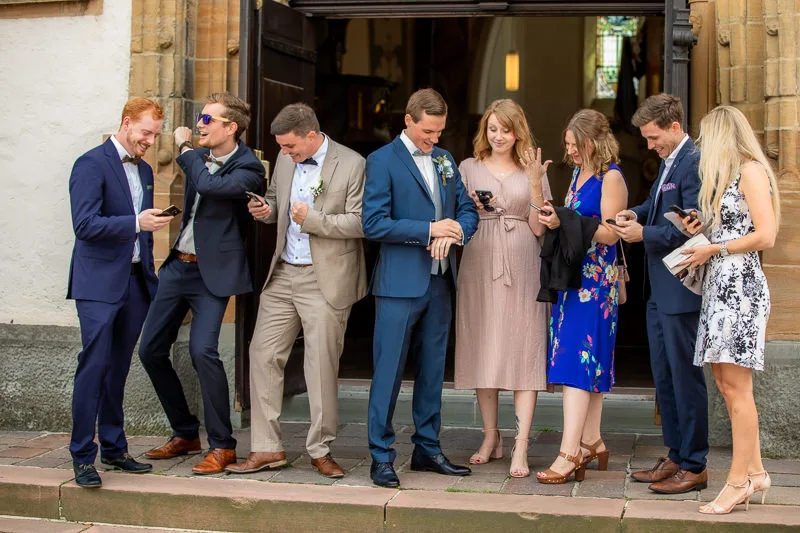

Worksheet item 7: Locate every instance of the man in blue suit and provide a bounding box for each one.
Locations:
[138,93,265,475]
[363,88,479,488]
[68,98,173,487]
[615,94,708,494]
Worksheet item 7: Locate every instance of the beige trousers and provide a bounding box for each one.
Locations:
[249,262,351,459]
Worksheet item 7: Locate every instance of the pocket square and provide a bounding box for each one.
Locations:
[660,182,676,192]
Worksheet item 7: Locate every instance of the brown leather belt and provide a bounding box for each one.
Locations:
[287,263,312,267]
[175,251,197,263]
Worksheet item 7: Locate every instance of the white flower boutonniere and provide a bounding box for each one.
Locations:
[310,176,324,199]
[432,155,454,186]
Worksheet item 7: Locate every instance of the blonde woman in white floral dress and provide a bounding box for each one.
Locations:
[679,106,780,515]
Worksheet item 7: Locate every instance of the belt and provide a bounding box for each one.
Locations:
[175,251,198,263]
[479,213,528,287]
[284,262,312,267]
[130,262,143,275]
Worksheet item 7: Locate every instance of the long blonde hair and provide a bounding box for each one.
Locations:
[697,105,781,229]
[563,109,619,175]
[473,99,536,167]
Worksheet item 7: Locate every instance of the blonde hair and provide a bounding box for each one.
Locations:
[473,99,536,167]
[563,109,619,175]
[697,105,781,230]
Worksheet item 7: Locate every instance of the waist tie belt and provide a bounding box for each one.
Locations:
[479,213,528,287]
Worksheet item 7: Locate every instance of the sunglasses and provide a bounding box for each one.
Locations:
[197,113,232,125]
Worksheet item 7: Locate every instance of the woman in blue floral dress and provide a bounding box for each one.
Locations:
[536,109,628,484]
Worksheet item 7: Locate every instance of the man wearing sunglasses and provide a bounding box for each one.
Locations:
[138,92,265,475]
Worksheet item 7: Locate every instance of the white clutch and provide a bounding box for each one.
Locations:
[661,233,711,279]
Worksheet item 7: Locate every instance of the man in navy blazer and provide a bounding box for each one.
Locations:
[138,93,265,475]
[67,98,173,487]
[363,88,479,488]
[615,94,708,494]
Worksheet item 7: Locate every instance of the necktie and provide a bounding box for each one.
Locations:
[204,154,224,166]
[300,157,318,166]
[122,155,141,165]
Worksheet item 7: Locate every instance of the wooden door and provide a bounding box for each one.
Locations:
[235,0,316,411]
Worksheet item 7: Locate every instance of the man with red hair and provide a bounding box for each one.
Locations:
[67,98,173,488]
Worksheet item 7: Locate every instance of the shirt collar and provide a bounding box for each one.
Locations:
[110,135,134,161]
[665,134,690,165]
[400,130,430,157]
[209,143,239,166]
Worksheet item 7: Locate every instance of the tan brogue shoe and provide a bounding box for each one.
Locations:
[225,451,288,474]
[311,454,345,478]
[649,468,708,494]
[631,457,680,483]
[192,448,236,475]
[144,437,202,460]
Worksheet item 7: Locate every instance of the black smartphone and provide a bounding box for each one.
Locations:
[529,201,553,216]
[475,190,495,212]
[157,205,182,217]
[668,205,695,220]
[245,191,264,206]
[605,218,619,226]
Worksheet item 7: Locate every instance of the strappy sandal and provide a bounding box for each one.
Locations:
[580,438,610,470]
[748,471,771,504]
[536,451,586,484]
[510,437,529,478]
[699,479,754,514]
[469,428,503,465]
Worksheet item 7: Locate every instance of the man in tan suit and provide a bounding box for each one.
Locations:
[226,103,367,478]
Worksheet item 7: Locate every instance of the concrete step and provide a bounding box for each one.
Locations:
[2,465,800,533]
[0,515,228,533]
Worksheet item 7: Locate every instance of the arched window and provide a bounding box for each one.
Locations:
[596,16,640,99]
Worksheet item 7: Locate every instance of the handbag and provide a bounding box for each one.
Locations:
[616,243,630,305]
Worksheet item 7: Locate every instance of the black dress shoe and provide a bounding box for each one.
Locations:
[101,453,152,473]
[370,461,400,488]
[73,463,102,488]
[410,450,471,476]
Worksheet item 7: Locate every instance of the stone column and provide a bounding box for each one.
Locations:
[688,0,717,137]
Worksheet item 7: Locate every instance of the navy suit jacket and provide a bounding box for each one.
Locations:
[362,136,479,298]
[164,140,265,297]
[631,138,702,315]
[67,138,158,303]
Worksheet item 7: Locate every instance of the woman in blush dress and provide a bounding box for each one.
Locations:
[454,99,552,478]
[535,109,628,484]
[678,106,780,514]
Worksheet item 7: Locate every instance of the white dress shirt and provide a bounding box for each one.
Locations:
[654,134,690,204]
[281,135,329,265]
[110,135,143,263]
[175,144,239,254]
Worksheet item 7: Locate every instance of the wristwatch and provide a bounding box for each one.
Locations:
[719,242,730,257]
[178,141,194,152]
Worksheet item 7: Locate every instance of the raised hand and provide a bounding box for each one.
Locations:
[522,147,552,183]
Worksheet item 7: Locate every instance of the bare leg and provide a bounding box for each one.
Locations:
[537,385,590,477]
[511,390,537,476]
[471,388,501,463]
[579,392,607,459]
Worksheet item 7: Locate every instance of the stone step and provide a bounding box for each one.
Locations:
[0,516,226,533]
[2,465,800,533]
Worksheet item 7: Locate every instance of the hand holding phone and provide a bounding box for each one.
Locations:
[474,190,495,212]
[157,205,182,217]
[668,205,696,221]
[529,202,553,216]
[245,191,265,206]
[605,218,619,226]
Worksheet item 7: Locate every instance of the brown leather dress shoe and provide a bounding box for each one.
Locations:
[649,468,708,494]
[225,451,288,474]
[631,457,680,483]
[144,437,202,459]
[192,448,237,475]
[311,454,345,478]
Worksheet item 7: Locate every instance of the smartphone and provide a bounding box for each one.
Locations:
[605,218,620,226]
[668,205,696,220]
[157,205,181,217]
[474,190,495,212]
[529,202,553,216]
[245,191,264,206]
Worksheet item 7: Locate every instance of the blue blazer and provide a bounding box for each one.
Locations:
[631,138,702,315]
[164,141,266,298]
[363,136,479,298]
[68,138,158,303]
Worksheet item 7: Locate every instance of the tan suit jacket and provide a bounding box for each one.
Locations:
[261,137,367,310]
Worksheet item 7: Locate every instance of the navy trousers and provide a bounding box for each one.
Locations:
[368,275,452,463]
[646,299,708,473]
[70,268,150,464]
[138,260,235,450]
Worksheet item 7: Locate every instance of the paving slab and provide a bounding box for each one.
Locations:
[0,465,75,519]
[61,472,395,533]
[0,516,87,533]
[623,499,800,532]
[386,490,625,532]
[0,448,51,460]
[18,433,70,450]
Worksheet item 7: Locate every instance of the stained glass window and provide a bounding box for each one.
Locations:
[596,16,640,99]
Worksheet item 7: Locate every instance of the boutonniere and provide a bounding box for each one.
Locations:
[310,176,324,199]
[432,155,454,186]
[146,185,153,190]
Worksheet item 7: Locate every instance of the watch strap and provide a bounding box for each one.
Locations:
[178,141,194,152]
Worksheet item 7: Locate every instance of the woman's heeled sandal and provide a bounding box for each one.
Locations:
[536,451,585,484]
[580,438,610,470]
[469,428,503,465]
[510,438,529,478]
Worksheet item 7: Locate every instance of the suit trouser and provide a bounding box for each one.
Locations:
[368,275,451,463]
[249,262,351,458]
[646,299,708,472]
[138,260,235,450]
[70,269,150,464]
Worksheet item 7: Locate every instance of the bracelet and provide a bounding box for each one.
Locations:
[178,141,194,152]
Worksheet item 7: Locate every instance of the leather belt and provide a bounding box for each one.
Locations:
[285,262,312,267]
[175,251,198,263]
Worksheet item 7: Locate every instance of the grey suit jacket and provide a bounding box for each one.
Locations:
[261,137,368,310]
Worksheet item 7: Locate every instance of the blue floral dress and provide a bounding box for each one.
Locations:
[548,164,624,393]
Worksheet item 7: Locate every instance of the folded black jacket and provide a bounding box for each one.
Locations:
[537,206,600,303]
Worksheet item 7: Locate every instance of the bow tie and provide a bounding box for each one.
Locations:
[204,154,225,166]
[413,149,431,157]
[300,157,318,166]
[122,155,141,165]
